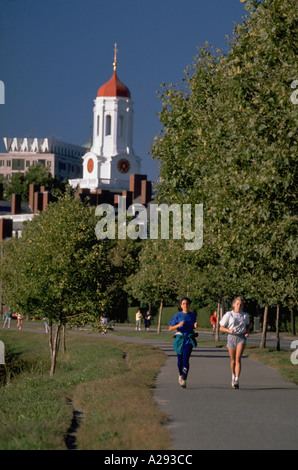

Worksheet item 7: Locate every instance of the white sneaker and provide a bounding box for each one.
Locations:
[178,375,186,388]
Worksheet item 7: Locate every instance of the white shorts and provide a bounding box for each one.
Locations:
[227,334,246,349]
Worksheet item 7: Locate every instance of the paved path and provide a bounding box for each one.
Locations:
[88,330,298,450]
[95,331,298,450]
[153,343,298,450]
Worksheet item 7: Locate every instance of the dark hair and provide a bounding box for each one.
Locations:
[179,296,192,305]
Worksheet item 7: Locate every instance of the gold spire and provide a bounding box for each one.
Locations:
[113,43,118,71]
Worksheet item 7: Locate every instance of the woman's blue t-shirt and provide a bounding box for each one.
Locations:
[169,311,197,336]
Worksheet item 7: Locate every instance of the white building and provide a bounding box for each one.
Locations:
[0,137,84,181]
[69,46,141,191]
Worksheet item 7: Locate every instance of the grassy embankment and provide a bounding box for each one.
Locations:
[0,329,170,450]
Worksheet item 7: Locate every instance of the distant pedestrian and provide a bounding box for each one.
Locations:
[168,297,198,388]
[100,315,108,334]
[219,296,249,389]
[3,307,12,329]
[144,310,151,331]
[135,309,142,331]
[17,313,23,330]
[43,317,50,333]
[210,310,217,334]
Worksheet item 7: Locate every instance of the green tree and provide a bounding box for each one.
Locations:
[151,0,297,328]
[4,163,68,201]
[1,193,114,375]
[3,173,25,199]
[103,237,143,323]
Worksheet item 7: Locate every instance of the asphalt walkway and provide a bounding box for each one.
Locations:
[4,322,298,450]
[153,342,298,450]
[102,331,298,450]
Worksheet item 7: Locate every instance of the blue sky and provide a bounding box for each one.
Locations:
[0,0,247,182]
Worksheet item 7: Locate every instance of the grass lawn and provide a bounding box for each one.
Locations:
[244,344,298,385]
[0,329,170,450]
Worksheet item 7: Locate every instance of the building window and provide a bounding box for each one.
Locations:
[118,115,124,137]
[26,161,30,168]
[7,160,11,167]
[106,115,111,136]
[12,159,25,171]
[97,115,100,136]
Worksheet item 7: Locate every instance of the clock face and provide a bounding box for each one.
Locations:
[87,158,94,173]
[117,158,130,174]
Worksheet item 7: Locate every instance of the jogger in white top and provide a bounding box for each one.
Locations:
[220,297,250,389]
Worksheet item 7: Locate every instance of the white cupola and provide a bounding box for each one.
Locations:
[81,44,141,189]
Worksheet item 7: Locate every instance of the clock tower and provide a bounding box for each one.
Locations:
[81,44,141,190]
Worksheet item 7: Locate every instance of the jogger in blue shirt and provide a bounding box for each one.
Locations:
[169,297,198,388]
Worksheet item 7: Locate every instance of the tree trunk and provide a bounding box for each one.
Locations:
[260,306,268,349]
[49,323,61,376]
[157,299,163,335]
[49,321,53,357]
[62,325,66,354]
[215,300,221,342]
[276,305,280,351]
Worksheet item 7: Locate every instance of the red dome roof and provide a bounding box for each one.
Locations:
[97,71,131,98]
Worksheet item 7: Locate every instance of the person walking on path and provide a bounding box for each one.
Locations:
[17,313,23,330]
[219,296,249,389]
[144,310,151,331]
[3,307,12,329]
[100,315,108,334]
[43,317,50,333]
[135,309,142,331]
[168,297,198,388]
[210,310,217,334]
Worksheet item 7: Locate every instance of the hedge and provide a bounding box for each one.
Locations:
[127,305,215,329]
